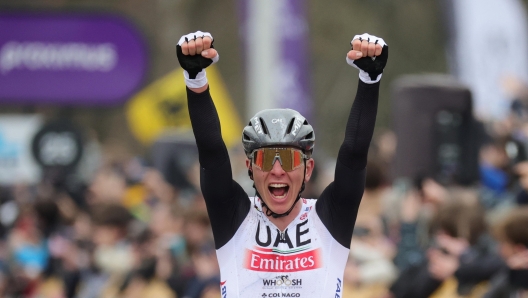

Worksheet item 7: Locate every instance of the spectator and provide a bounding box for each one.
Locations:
[391,177,448,271]
[484,207,528,297]
[182,241,220,298]
[390,199,503,298]
[343,160,397,295]
[75,203,134,298]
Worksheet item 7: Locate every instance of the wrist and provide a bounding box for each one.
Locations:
[184,69,208,89]
[188,84,209,94]
[359,70,382,84]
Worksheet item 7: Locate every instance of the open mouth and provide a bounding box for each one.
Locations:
[268,183,290,200]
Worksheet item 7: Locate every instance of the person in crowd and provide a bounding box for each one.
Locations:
[391,177,448,271]
[75,203,134,298]
[484,207,528,297]
[389,199,503,298]
[342,159,397,296]
[182,241,220,298]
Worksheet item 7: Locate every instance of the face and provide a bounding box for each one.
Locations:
[499,241,525,259]
[246,150,314,215]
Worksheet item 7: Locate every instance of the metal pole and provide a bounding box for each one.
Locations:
[246,0,280,118]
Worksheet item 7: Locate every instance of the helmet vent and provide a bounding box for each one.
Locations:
[304,120,309,125]
[243,133,251,141]
[286,118,295,134]
[303,132,314,140]
[259,117,269,135]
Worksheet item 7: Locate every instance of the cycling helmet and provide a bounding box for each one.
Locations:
[243,109,315,218]
[242,109,315,157]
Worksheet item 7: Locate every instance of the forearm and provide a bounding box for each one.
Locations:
[187,87,229,169]
[337,80,380,170]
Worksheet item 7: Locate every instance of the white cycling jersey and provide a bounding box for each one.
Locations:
[217,198,349,298]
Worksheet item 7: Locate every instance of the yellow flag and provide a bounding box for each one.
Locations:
[126,66,243,148]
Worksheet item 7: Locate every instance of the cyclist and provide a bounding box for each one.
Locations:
[176,30,388,297]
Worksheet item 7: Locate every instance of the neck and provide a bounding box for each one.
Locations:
[265,202,303,231]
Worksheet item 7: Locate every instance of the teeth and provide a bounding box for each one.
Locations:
[269,183,288,188]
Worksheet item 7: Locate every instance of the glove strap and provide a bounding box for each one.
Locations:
[184,69,208,88]
[359,69,382,84]
[346,56,383,84]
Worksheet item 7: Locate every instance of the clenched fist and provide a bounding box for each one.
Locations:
[176,31,219,83]
[346,33,388,83]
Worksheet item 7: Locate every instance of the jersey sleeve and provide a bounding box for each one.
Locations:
[187,87,251,249]
[316,80,379,248]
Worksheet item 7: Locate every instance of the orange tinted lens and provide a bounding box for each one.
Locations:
[253,150,264,169]
[261,149,279,171]
[255,148,304,172]
[292,150,302,169]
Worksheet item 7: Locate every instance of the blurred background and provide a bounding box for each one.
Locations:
[1,0,528,297]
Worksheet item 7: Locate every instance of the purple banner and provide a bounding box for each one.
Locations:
[239,0,312,120]
[275,0,311,119]
[0,13,147,105]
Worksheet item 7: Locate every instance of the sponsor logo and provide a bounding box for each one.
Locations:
[335,278,342,298]
[290,117,303,136]
[262,275,302,288]
[1,41,118,74]
[255,220,311,249]
[299,213,307,221]
[253,117,264,134]
[261,293,300,297]
[220,280,227,298]
[244,247,322,272]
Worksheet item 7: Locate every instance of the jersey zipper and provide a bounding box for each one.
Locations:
[279,231,286,241]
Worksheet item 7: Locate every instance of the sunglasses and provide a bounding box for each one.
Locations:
[250,147,308,172]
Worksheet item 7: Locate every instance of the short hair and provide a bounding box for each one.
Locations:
[365,160,386,190]
[494,207,528,248]
[430,200,487,245]
[91,203,132,229]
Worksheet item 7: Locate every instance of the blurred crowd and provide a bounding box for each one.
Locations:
[1,91,528,298]
[0,135,228,298]
[337,78,528,298]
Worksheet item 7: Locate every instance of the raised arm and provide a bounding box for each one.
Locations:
[316,33,388,248]
[177,32,250,249]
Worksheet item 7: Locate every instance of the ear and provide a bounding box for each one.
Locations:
[246,158,254,180]
[304,158,315,182]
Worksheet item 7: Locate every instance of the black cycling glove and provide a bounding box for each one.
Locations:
[346,33,388,83]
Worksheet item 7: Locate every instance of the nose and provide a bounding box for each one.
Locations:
[270,158,286,176]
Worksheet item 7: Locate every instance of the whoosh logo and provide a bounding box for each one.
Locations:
[244,247,322,272]
[262,275,302,287]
